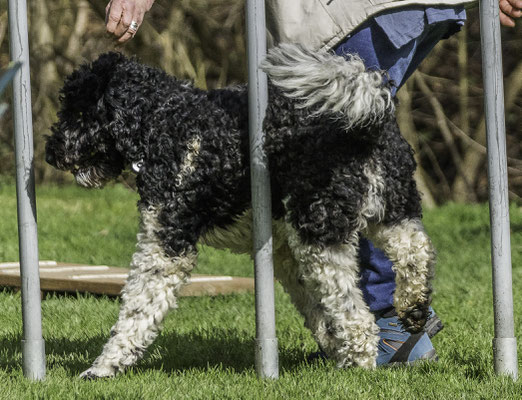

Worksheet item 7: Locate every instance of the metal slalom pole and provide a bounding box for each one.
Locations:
[479,0,518,379]
[246,0,279,379]
[8,0,46,380]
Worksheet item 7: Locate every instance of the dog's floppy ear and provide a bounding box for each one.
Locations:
[59,52,127,113]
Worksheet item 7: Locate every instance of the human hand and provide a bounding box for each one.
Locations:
[499,0,522,27]
[105,0,155,43]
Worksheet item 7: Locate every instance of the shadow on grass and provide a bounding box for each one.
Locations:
[0,329,311,376]
[143,330,311,374]
[445,349,492,381]
[0,335,23,373]
[4,332,485,380]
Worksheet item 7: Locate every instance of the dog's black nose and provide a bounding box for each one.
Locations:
[45,150,56,166]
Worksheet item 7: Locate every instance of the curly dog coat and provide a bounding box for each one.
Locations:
[46,44,436,378]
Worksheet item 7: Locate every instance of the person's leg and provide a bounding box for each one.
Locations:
[397,20,464,88]
[357,237,395,312]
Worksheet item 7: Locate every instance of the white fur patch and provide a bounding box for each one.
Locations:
[261,43,394,129]
[356,161,386,232]
[175,136,202,187]
[81,205,197,378]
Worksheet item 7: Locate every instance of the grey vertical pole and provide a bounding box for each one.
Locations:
[479,0,518,379]
[246,0,279,379]
[8,0,46,380]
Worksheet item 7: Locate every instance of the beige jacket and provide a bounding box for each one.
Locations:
[266,0,477,51]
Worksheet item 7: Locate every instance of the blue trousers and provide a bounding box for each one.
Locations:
[333,17,461,311]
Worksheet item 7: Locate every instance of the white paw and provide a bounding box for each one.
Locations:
[80,365,117,380]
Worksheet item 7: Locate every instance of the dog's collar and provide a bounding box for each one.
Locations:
[131,160,144,173]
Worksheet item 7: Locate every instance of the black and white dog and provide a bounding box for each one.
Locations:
[46,44,435,378]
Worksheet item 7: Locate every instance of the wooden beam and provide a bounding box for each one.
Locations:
[0,261,254,297]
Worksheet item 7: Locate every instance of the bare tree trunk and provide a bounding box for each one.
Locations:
[29,0,59,93]
[29,0,60,182]
[397,81,437,208]
[65,1,90,62]
[452,60,522,201]
[458,25,470,137]
[415,72,477,202]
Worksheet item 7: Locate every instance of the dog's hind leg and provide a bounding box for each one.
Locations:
[367,219,436,333]
[80,205,197,379]
[284,227,379,369]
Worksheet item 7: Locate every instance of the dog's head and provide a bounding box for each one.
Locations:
[46,52,129,188]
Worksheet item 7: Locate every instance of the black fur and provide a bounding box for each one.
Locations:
[264,90,421,245]
[46,52,421,257]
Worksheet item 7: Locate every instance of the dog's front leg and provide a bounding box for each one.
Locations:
[80,204,197,379]
[368,219,436,333]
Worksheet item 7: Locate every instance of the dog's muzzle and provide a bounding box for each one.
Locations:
[74,166,108,188]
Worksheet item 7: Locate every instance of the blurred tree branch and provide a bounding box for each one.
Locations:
[452,59,522,201]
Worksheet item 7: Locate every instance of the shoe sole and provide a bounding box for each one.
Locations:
[425,314,444,338]
[382,349,438,367]
[310,313,444,366]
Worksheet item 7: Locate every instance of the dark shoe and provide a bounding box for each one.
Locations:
[375,307,440,366]
[307,308,443,366]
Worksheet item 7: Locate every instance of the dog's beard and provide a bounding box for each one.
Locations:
[74,164,115,188]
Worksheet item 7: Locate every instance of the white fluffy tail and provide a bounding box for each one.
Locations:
[260,44,394,128]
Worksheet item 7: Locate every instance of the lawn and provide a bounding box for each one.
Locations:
[0,182,521,399]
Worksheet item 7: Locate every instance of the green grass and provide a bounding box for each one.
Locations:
[0,183,521,399]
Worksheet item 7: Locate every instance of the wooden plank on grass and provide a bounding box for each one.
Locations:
[0,261,254,297]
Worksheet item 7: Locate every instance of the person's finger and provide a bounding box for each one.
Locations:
[117,21,139,43]
[106,0,124,34]
[113,1,135,38]
[105,0,112,16]
[500,0,522,18]
[500,11,516,27]
[506,0,522,11]
[117,30,135,43]
[117,11,144,43]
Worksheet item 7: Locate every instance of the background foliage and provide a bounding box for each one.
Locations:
[0,0,520,203]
